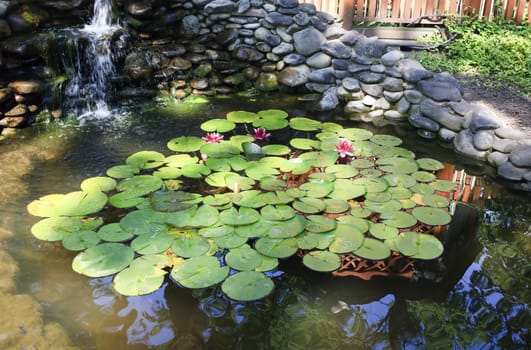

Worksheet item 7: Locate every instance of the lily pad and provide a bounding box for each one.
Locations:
[200,118,236,133]
[80,177,117,192]
[230,135,256,151]
[394,231,419,256]
[302,251,341,272]
[350,206,373,218]
[279,158,311,175]
[225,244,263,271]
[131,231,174,255]
[336,216,370,232]
[376,157,418,174]
[225,173,255,192]
[417,158,445,171]
[232,190,267,208]
[259,176,287,191]
[289,117,322,131]
[116,175,163,196]
[235,219,271,238]
[165,154,199,167]
[290,138,321,150]
[305,215,337,233]
[430,179,457,192]
[220,207,260,226]
[109,192,146,209]
[27,191,108,217]
[364,199,402,213]
[167,204,220,228]
[227,110,259,123]
[205,171,238,187]
[242,142,264,161]
[369,223,398,240]
[261,191,293,205]
[328,179,366,200]
[411,233,444,260]
[171,231,210,257]
[245,162,279,180]
[300,180,334,198]
[31,216,92,241]
[171,256,229,288]
[381,211,417,228]
[412,207,451,226]
[199,224,234,238]
[181,163,211,178]
[113,264,165,296]
[106,164,140,178]
[325,164,359,178]
[262,144,291,156]
[126,151,165,169]
[261,204,295,221]
[350,159,375,169]
[120,209,167,236]
[153,166,182,179]
[410,183,435,195]
[202,194,232,207]
[255,255,279,272]
[353,238,391,260]
[299,151,338,168]
[365,191,392,203]
[72,243,134,277]
[221,271,274,301]
[201,141,241,158]
[205,158,231,172]
[266,216,306,238]
[293,197,326,214]
[383,174,417,188]
[97,223,134,242]
[321,122,343,132]
[412,171,436,183]
[422,193,450,208]
[255,237,298,258]
[370,134,402,146]
[338,128,373,141]
[213,233,247,249]
[387,187,413,200]
[352,177,389,193]
[252,116,289,130]
[257,109,289,119]
[150,190,199,212]
[167,136,205,152]
[62,230,100,251]
[324,198,351,214]
[328,223,365,253]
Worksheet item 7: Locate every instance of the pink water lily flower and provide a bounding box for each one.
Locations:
[250,127,271,141]
[334,139,354,158]
[202,132,224,143]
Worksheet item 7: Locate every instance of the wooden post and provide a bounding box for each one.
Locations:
[342,0,355,29]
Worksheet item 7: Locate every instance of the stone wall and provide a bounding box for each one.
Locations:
[0,0,529,191]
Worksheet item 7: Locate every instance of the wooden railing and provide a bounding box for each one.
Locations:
[301,0,531,26]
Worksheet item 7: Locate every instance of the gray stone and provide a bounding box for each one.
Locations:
[354,36,388,58]
[381,50,405,66]
[256,72,279,91]
[358,71,385,84]
[254,27,281,46]
[309,67,336,84]
[366,109,385,120]
[306,53,332,68]
[453,129,487,159]
[417,78,462,102]
[409,112,440,132]
[473,130,495,151]
[524,171,531,182]
[396,97,410,114]
[317,90,339,111]
[232,45,264,61]
[493,136,518,153]
[216,29,240,46]
[293,27,326,56]
[179,15,201,38]
[385,67,402,78]
[495,127,528,140]
[487,152,509,167]
[469,104,503,132]
[382,77,403,92]
[238,0,251,13]
[7,80,43,94]
[265,12,293,27]
[360,83,383,97]
[293,12,310,26]
[278,0,299,8]
[509,144,531,168]
[350,54,373,65]
[310,16,328,31]
[272,42,293,55]
[362,95,377,106]
[345,100,371,113]
[384,110,406,121]
[449,100,472,116]
[374,97,390,110]
[205,0,238,14]
[283,53,306,65]
[420,99,463,132]
[321,39,352,59]
[498,162,528,181]
[276,27,292,42]
[332,59,349,70]
[394,59,432,83]
[383,91,403,103]
[340,31,363,46]
[404,89,422,103]
[438,128,457,142]
[342,77,361,92]
[370,64,386,73]
[255,42,272,53]
[305,82,334,93]
[299,2,317,14]
[334,70,349,79]
[278,65,311,87]
[324,24,347,39]
[348,63,370,73]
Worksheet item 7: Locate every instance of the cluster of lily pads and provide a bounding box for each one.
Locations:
[27,109,456,301]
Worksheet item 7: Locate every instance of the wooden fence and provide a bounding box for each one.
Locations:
[301,0,531,26]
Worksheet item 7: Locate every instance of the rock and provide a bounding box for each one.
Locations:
[310,16,328,31]
[409,112,440,132]
[283,53,306,65]
[265,12,293,26]
[449,100,472,116]
[179,15,200,38]
[339,31,362,46]
[342,77,360,92]
[232,44,264,61]
[256,72,279,91]
[272,42,293,55]
[473,130,495,151]
[374,97,390,110]
[216,29,240,46]
[404,89,423,103]
[438,128,457,142]
[324,24,347,39]
[383,91,403,103]
[320,39,352,59]
[360,83,383,97]
[278,65,311,87]
[495,127,528,140]
[293,12,310,26]
[7,80,43,94]
[469,104,502,132]
[382,77,403,92]
[205,0,238,14]
[306,52,331,68]
[396,97,410,114]
[498,162,528,181]
[453,129,487,159]
[362,95,376,106]
[344,100,370,113]
[381,50,404,66]
[417,78,462,102]
[293,27,326,56]
[308,67,336,84]
[348,63,370,73]
[493,136,518,153]
[4,104,27,117]
[168,57,192,71]
[487,152,509,167]
[394,59,432,83]
[384,110,405,121]
[305,82,334,93]
[358,71,385,84]
[332,59,349,70]
[509,144,531,168]
[6,7,47,33]
[0,88,13,103]
[0,116,25,127]
[255,27,281,46]
[126,0,152,18]
[317,90,339,111]
[190,78,209,90]
[354,36,388,58]
[420,99,463,131]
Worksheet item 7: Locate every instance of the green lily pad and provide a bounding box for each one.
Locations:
[318,136,341,151]
[106,164,140,178]
[245,162,279,180]
[383,174,417,188]
[255,237,298,258]
[230,135,256,151]
[324,198,351,214]
[293,197,327,214]
[167,204,220,228]
[225,173,255,192]
[369,223,398,239]
[265,215,306,238]
[116,175,163,196]
[338,128,373,141]
[257,109,289,119]
[306,215,337,233]
[302,251,341,272]
[225,244,263,271]
[417,158,445,171]
[321,122,343,132]
[167,136,205,152]
[255,255,279,272]
[126,151,165,169]
[233,190,267,208]
[227,155,248,171]
[252,116,289,130]
[97,223,134,242]
[235,219,271,238]
[381,211,417,228]
[300,180,334,198]
[213,233,248,249]
[365,191,392,203]
[376,157,419,174]
[299,151,338,168]
[120,209,167,236]
[289,117,322,131]
[411,233,444,260]
[171,256,229,288]
[364,199,402,213]
[202,194,232,207]
[27,191,108,217]
[80,177,117,192]
[325,164,359,178]
[336,216,370,232]
[165,154,198,167]
[201,141,241,158]
[131,231,174,255]
[205,171,238,187]
[201,118,236,132]
[181,163,211,178]
[221,271,274,301]
[109,191,146,209]
[62,230,100,251]
[227,110,259,123]
[205,158,231,172]
[394,231,419,256]
[352,177,389,193]
[422,193,450,208]
[350,159,375,169]
[72,243,134,277]
[31,216,94,241]
[199,224,234,238]
[171,231,210,257]
[387,187,413,200]
[350,206,373,218]
[328,179,366,200]
[259,176,287,191]
[412,171,436,183]
[242,142,264,161]
[280,158,311,175]
[410,183,436,195]
[220,207,260,226]
[370,134,402,146]
[153,166,182,179]
[261,204,295,221]
[296,232,320,250]
[353,238,391,260]
[260,156,288,169]
[430,179,457,192]
[328,223,365,253]
[412,207,451,226]
[150,191,199,212]
[285,188,306,199]
[400,199,417,209]
[113,264,165,296]
[262,144,291,156]
[290,138,321,150]
[360,170,383,177]
[261,191,293,205]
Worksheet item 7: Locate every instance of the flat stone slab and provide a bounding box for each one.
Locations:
[420,100,463,132]
[453,129,487,159]
[495,127,528,140]
[498,162,528,181]
[417,78,462,102]
[509,144,531,168]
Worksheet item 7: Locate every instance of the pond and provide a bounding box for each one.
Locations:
[1,93,529,349]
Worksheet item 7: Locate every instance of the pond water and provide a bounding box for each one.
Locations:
[1,94,529,349]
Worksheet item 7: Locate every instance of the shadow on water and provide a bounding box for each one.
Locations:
[0,93,529,349]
